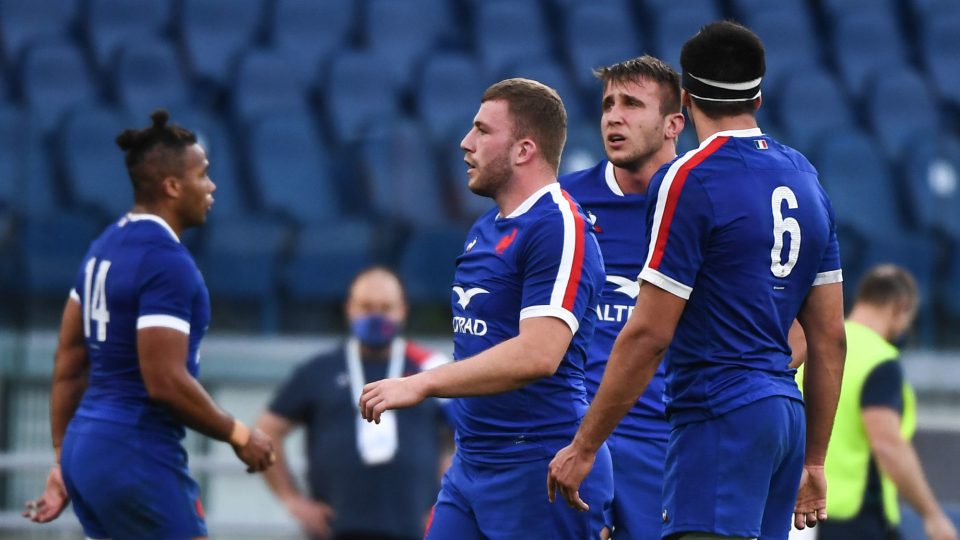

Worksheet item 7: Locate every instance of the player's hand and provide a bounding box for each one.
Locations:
[924,511,958,540]
[793,465,828,529]
[22,465,69,523]
[359,376,427,423]
[233,427,276,473]
[285,495,336,539]
[546,442,595,512]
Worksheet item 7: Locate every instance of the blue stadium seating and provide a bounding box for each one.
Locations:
[728,0,808,23]
[564,1,641,94]
[821,0,898,18]
[282,219,376,302]
[0,107,25,211]
[366,0,443,91]
[268,0,355,85]
[21,210,103,297]
[399,226,469,304]
[653,7,722,71]
[20,42,97,134]
[231,50,308,123]
[59,105,133,219]
[902,134,960,242]
[560,120,605,176]
[643,0,719,16]
[324,51,402,143]
[198,215,290,304]
[113,40,190,120]
[84,0,170,72]
[441,137,495,222]
[778,68,855,154]
[23,129,60,215]
[832,12,909,97]
[504,58,586,122]
[474,0,552,77]
[0,0,79,65]
[750,10,821,91]
[921,13,960,106]
[417,52,486,146]
[246,114,340,224]
[359,119,448,227]
[180,0,263,87]
[867,68,939,162]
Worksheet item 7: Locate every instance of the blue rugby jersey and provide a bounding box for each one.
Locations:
[560,161,668,441]
[70,213,210,440]
[640,128,842,426]
[450,183,605,464]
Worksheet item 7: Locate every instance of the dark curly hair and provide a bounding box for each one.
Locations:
[116,109,198,202]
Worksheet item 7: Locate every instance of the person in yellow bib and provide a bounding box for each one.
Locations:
[798,264,957,540]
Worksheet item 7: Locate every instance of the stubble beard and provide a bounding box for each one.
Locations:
[468,153,513,199]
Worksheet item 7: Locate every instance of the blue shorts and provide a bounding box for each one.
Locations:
[426,445,614,540]
[61,417,207,540]
[662,396,805,540]
[607,432,668,540]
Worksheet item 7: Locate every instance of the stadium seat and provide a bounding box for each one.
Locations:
[902,134,960,242]
[359,119,448,228]
[504,58,586,123]
[282,219,376,302]
[778,68,855,153]
[21,210,104,297]
[816,129,905,242]
[921,13,960,106]
[474,0,552,77]
[198,215,290,304]
[832,13,908,98]
[246,114,340,224]
[750,10,821,91]
[268,0,355,85]
[179,0,263,87]
[821,0,897,18]
[0,107,25,211]
[653,7,722,70]
[644,0,719,16]
[113,40,190,120]
[366,0,444,91]
[59,105,134,220]
[728,0,809,23]
[560,119,605,176]
[945,253,960,321]
[230,50,308,124]
[866,68,939,162]
[20,41,98,134]
[85,0,171,71]
[0,0,79,65]
[416,52,486,146]
[564,1,642,94]
[398,226,469,304]
[324,51,402,144]
[23,128,60,215]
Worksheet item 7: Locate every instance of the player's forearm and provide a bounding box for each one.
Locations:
[801,334,845,465]
[49,347,88,456]
[872,437,944,519]
[146,373,236,443]
[572,324,666,454]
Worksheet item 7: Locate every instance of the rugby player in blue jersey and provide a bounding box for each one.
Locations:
[24,110,275,540]
[558,55,684,540]
[359,78,613,539]
[548,22,847,540]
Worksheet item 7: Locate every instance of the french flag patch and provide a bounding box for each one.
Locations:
[754,139,768,150]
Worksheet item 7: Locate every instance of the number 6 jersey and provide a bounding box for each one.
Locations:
[69,213,210,440]
[640,128,842,426]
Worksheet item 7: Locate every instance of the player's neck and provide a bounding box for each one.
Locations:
[848,305,896,343]
[496,169,556,217]
[692,112,759,144]
[129,203,184,238]
[612,143,678,194]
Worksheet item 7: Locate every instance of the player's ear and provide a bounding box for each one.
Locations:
[753,94,762,112]
[159,175,182,199]
[680,89,692,109]
[664,112,685,140]
[514,138,536,166]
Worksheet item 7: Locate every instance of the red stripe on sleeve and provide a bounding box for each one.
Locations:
[561,190,585,312]
[649,136,729,270]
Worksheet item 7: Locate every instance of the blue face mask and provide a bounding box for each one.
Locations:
[350,314,400,348]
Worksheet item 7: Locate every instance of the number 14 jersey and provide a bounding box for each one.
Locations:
[640,128,842,426]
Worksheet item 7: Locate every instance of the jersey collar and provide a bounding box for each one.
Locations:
[500,182,560,219]
[604,161,625,197]
[697,127,764,150]
[125,213,180,243]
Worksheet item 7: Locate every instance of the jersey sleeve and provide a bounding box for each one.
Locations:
[813,194,843,286]
[639,171,713,300]
[860,360,904,413]
[136,246,197,335]
[517,190,594,334]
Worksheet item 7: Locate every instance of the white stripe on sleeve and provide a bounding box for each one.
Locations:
[519,305,579,334]
[638,268,693,300]
[69,288,80,303]
[547,186,577,309]
[812,269,843,286]
[137,314,191,335]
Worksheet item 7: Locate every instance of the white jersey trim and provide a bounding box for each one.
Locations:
[604,161,625,197]
[643,143,704,272]
[520,305,579,334]
[639,268,693,300]
[137,314,191,335]
[501,183,557,219]
[69,288,80,303]
[421,352,451,371]
[547,185,579,311]
[126,213,180,242]
[813,269,843,286]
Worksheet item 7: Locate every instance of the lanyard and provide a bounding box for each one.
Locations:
[346,337,406,407]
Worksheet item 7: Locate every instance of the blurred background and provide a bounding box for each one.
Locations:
[0,0,958,538]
